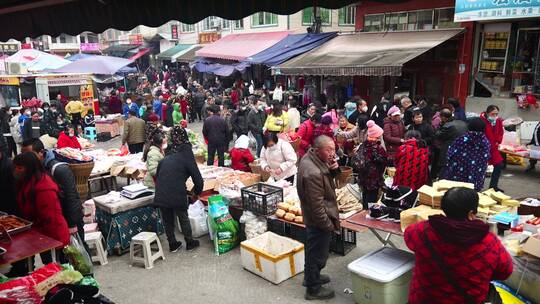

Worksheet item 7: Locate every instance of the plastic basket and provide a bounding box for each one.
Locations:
[330,227,357,256]
[241,183,283,216]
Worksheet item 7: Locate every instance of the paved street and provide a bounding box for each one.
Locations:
[92,122,540,304]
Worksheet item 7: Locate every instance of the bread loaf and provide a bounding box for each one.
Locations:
[277,202,291,212]
[275,209,286,218]
[284,212,296,222]
[294,216,303,224]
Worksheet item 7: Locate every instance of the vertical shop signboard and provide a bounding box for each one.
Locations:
[455,0,540,22]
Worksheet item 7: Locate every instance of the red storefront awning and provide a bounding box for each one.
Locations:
[196,31,290,61]
[129,48,150,61]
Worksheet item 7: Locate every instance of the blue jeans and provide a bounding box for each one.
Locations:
[254,133,263,157]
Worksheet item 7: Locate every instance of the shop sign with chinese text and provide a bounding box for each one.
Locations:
[455,0,540,22]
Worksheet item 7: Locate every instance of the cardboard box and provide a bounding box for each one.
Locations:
[186,178,217,192]
[522,234,540,258]
[110,165,125,176]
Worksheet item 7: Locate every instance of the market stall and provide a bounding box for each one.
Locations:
[0,229,62,272]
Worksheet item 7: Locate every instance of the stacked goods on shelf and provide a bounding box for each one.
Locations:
[400,205,445,232]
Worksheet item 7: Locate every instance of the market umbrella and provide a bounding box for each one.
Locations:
[51,55,134,75]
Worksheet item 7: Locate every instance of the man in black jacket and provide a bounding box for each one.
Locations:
[203,105,228,167]
[21,138,87,251]
[193,87,206,122]
[348,99,369,126]
[22,111,47,141]
[370,93,392,128]
[154,126,204,252]
[432,109,468,179]
[231,100,250,138]
[408,109,434,146]
[247,97,266,157]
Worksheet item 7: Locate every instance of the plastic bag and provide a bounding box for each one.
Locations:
[119,144,130,156]
[188,200,209,238]
[247,132,257,149]
[63,234,93,276]
[188,200,205,218]
[240,211,267,240]
[208,195,239,255]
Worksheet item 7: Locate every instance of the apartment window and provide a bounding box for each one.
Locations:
[202,16,219,31]
[86,33,98,43]
[339,5,356,26]
[222,19,230,29]
[363,14,384,32]
[385,12,407,31]
[80,36,86,43]
[55,34,75,44]
[234,20,244,29]
[407,10,433,30]
[302,7,331,26]
[435,8,459,29]
[181,23,195,32]
[251,12,278,27]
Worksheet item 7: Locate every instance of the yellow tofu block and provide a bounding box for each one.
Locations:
[478,195,497,207]
[501,199,520,207]
[490,205,510,213]
[482,188,497,197]
[433,180,474,191]
[490,191,512,202]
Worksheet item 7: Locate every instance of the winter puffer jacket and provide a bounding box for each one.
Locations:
[393,139,429,190]
[383,117,405,162]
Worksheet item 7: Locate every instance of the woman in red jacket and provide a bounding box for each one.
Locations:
[480,105,505,191]
[13,152,70,258]
[405,187,512,304]
[393,130,429,190]
[229,135,254,172]
[296,113,321,158]
[56,126,82,150]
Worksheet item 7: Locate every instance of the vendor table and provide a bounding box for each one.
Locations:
[0,229,62,272]
[93,193,163,255]
[341,210,403,248]
[95,119,120,137]
[88,172,118,196]
[500,149,540,161]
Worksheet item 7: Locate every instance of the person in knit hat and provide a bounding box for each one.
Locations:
[383,105,405,165]
[352,120,388,209]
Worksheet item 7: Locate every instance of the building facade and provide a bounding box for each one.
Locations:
[354,0,474,106]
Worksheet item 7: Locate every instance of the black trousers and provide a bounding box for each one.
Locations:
[128,142,144,154]
[160,206,192,246]
[207,143,225,167]
[194,107,203,122]
[304,226,332,293]
[5,135,16,157]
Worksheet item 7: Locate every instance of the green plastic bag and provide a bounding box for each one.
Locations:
[208,195,239,255]
[63,234,93,276]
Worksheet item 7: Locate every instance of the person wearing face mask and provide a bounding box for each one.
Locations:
[297,113,322,158]
[143,133,166,189]
[247,97,267,157]
[297,135,341,300]
[480,105,505,191]
[348,99,369,125]
[231,100,250,138]
[56,125,82,150]
[259,132,297,183]
[9,109,22,155]
[22,111,47,141]
[64,99,84,133]
[265,101,289,133]
[122,98,139,119]
[301,103,317,123]
[383,106,405,165]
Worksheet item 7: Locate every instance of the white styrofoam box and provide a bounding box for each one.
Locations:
[83,199,96,218]
[348,247,414,304]
[240,232,304,284]
[520,121,539,142]
[83,223,99,233]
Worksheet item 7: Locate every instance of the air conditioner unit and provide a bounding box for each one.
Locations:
[6,62,27,75]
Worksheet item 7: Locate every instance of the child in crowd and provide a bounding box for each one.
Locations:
[229,135,255,172]
[83,109,95,129]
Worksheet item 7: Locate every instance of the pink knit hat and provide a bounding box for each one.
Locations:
[387,105,401,116]
[367,120,383,139]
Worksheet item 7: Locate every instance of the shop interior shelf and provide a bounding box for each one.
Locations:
[479,69,504,73]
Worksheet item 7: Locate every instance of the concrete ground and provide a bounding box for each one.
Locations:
[91,121,540,304]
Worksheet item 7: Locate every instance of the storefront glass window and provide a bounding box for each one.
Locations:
[251,12,278,27]
[417,10,434,30]
[385,13,407,31]
[364,14,384,32]
[0,86,20,107]
[302,7,331,26]
[435,8,459,29]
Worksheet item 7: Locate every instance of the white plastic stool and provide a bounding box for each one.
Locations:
[84,231,108,265]
[130,232,165,269]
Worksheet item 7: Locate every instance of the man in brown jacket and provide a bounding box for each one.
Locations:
[297,135,340,300]
[122,109,146,153]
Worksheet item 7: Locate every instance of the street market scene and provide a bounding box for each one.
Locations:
[1,0,540,303]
